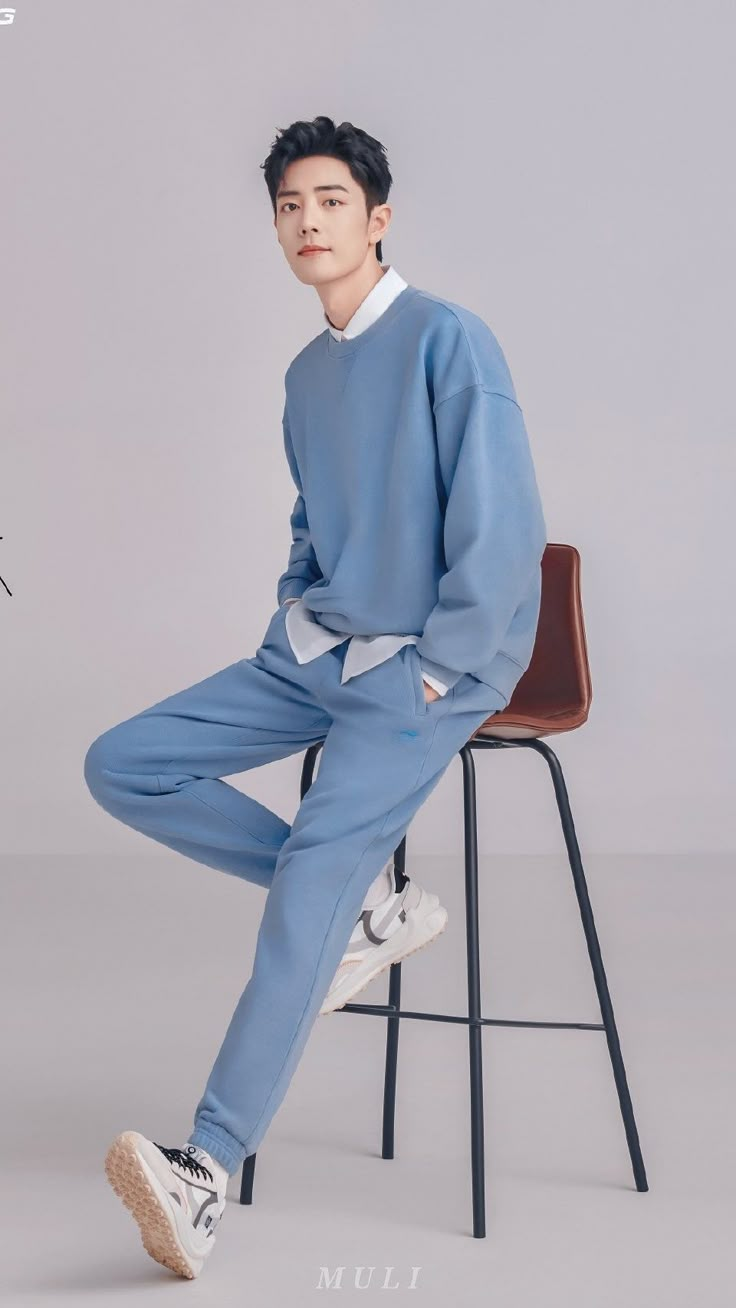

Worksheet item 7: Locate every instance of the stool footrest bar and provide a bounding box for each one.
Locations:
[338,1001,604,1030]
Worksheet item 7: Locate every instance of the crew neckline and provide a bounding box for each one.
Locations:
[325,284,420,358]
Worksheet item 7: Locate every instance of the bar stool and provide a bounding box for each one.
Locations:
[239,543,649,1236]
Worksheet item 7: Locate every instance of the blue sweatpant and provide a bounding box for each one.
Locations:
[83,603,505,1175]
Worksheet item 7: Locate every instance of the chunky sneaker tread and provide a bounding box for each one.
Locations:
[104,1131,225,1279]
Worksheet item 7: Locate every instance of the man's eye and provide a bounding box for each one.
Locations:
[280,199,341,212]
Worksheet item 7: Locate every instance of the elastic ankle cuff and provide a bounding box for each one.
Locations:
[187,1125,242,1175]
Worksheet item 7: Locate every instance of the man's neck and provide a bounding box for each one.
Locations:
[320,262,386,333]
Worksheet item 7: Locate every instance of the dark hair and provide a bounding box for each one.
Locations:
[261,115,393,263]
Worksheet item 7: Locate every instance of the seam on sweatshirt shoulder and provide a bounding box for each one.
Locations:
[433,384,522,414]
[414,294,483,383]
[415,294,521,410]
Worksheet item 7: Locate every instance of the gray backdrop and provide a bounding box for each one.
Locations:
[2,0,733,858]
[1,4,733,1304]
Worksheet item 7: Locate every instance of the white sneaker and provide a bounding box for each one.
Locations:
[320,874,448,1015]
[104,1131,227,1279]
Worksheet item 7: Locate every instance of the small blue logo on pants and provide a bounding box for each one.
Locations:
[399,729,419,739]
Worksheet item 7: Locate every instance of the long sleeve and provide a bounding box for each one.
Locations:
[276,404,323,606]
[414,384,547,686]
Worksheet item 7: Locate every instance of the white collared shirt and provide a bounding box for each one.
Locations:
[282,265,450,698]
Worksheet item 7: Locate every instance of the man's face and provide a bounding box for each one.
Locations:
[273,154,389,285]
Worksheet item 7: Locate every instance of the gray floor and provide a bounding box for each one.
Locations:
[2,850,732,1305]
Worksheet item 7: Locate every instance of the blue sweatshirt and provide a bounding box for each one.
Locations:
[281,264,454,697]
[276,280,547,706]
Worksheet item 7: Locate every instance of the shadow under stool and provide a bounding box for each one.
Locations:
[239,542,649,1236]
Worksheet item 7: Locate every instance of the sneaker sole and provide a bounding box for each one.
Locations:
[320,904,448,1015]
[104,1131,205,1279]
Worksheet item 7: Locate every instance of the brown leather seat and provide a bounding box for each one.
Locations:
[474,542,592,740]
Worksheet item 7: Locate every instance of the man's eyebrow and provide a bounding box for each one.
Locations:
[276,184,350,199]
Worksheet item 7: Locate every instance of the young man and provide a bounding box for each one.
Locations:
[85,115,547,1278]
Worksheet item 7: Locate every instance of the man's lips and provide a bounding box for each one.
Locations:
[298,247,329,255]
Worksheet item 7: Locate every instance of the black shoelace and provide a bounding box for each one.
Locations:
[154,1143,213,1183]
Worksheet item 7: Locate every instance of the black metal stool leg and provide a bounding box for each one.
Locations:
[381,838,406,1159]
[239,1152,256,1204]
[381,963,402,1158]
[460,743,487,1237]
[529,738,649,1192]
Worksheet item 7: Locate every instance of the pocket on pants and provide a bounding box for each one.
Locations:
[406,644,454,717]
